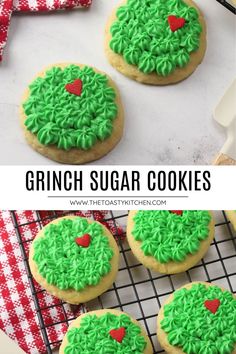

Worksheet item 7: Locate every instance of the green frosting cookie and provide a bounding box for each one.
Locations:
[161,283,236,354]
[132,210,211,263]
[33,218,114,291]
[23,65,118,150]
[64,312,147,353]
[110,0,202,76]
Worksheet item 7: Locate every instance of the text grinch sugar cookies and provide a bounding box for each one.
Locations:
[20,64,124,164]
[105,0,207,84]
[157,282,236,354]
[127,210,215,274]
[59,309,153,354]
[29,216,119,304]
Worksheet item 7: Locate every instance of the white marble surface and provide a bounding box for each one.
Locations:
[0,1,235,165]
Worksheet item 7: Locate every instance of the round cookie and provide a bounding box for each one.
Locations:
[157,282,236,354]
[225,211,236,231]
[29,216,119,304]
[59,309,153,354]
[105,0,207,85]
[20,63,124,164]
[127,210,215,274]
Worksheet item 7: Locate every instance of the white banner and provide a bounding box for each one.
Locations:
[0,166,234,210]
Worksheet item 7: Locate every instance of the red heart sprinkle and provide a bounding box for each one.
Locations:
[168,15,186,32]
[75,234,91,248]
[170,210,183,216]
[204,299,221,314]
[65,79,83,96]
[109,327,126,343]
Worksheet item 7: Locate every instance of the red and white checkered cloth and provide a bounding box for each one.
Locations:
[0,0,92,62]
[0,210,123,354]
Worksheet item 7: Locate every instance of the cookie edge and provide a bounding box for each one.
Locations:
[29,216,120,304]
[19,63,124,164]
[126,210,215,274]
[59,308,153,354]
[104,0,207,85]
[156,281,236,354]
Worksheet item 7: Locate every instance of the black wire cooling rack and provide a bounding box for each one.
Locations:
[216,0,236,13]
[11,210,236,354]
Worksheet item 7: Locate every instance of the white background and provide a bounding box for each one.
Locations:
[0,1,235,165]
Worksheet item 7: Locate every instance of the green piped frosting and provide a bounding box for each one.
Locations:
[64,312,147,353]
[23,65,118,150]
[110,0,202,76]
[132,211,211,263]
[161,283,236,354]
[33,218,114,291]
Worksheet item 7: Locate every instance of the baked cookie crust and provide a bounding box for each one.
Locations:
[157,281,236,354]
[105,0,207,85]
[127,211,215,274]
[225,210,236,231]
[20,63,124,164]
[59,309,153,354]
[29,216,120,304]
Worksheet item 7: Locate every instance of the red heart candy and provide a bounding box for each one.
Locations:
[109,327,126,343]
[204,299,221,314]
[75,234,91,248]
[170,210,183,216]
[65,79,83,96]
[168,15,186,32]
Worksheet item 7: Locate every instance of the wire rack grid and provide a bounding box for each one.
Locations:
[11,210,236,354]
[216,0,236,13]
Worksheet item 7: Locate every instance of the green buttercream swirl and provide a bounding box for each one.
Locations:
[110,0,202,76]
[23,65,118,150]
[132,210,211,263]
[161,283,236,354]
[64,312,147,354]
[33,218,114,291]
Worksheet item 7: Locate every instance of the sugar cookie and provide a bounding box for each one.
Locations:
[29,216,119,304]
[127,210,215,274]
[105,0,207,84]
[20,63,124,164]
[157,282,236,354]
[59,309,153,354]
[225,211,236,231]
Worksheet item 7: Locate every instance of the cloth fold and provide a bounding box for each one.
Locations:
[0,210,123,354]
[0,0,92,62]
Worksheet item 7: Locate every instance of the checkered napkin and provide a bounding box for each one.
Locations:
[0,210,123,354]
[0,0,92,62]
